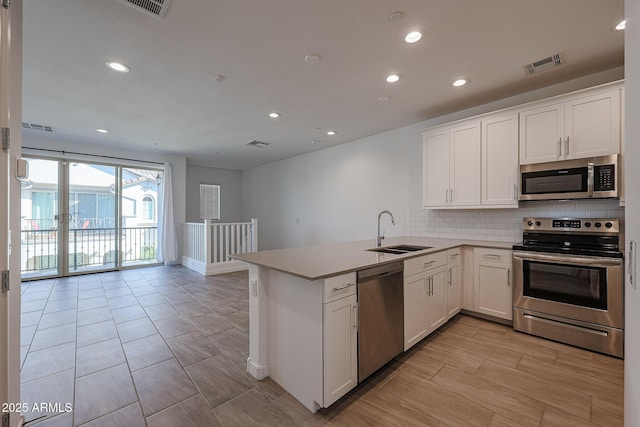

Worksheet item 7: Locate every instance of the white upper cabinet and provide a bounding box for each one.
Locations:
[423,129,450,207]
[422,121,481,208]
[519,102,565,164]
[564,90,621,159]
[481,113,519,207]
[450,122,482,206]
[520,86,622,164]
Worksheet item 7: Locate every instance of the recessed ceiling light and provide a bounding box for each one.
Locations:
[404,31,422,43]
[105,61,130,72]
[616,20,626,30]
[96,128,109,133]
[378,96,391,102]
[268,112,281,119]
[452,78,468,87]
[327,130,337,136]
[386,74,401,83]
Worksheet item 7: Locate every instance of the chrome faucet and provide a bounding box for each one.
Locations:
[376,210,396,247]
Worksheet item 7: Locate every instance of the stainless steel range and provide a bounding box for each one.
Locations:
[512,218,624,358]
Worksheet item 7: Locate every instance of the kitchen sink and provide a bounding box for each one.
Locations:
[367,244,432,254]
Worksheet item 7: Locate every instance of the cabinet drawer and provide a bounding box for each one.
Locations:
[324,272,357,303]
[404,251,447,277]
[446,248,461,263]
[474,247,512,264]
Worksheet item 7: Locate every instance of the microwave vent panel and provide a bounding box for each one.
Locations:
[526,53,563,75]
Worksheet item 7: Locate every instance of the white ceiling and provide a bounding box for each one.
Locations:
[22,0,624,170]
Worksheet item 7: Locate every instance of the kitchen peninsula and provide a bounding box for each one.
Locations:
[233,236,514,412]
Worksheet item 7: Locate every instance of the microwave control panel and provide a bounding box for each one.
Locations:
[594,164,615,191]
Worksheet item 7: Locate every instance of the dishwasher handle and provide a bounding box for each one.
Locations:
[357,262,404,282]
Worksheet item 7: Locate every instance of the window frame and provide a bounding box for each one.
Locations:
[199,183,221,220]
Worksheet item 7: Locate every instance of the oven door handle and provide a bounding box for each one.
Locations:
[513,251,623,267]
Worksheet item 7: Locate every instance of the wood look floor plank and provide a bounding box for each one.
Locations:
[430,331,523,369]
[396,349,445,380]
[437,320,480,338]
[456,315,510,334]
[475,360,593,421]
[541,406,601,427]
[417,340,485,375]
[383,369,495,427]
[591,397,624,427]
[431,365,544,426]
[326,388,446,427]
[516,355,623,404]
[473,328,558,362]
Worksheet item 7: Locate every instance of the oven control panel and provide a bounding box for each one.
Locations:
[522,217,619,233]
[552,219,581,228]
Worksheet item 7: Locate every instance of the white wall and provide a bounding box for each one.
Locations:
[22,134,187,258]
[185,165,243,222]
[242,123,422,249]
[624,0,639,424]
[243,68,624,250]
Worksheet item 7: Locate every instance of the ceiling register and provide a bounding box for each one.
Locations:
[119,0,172,19]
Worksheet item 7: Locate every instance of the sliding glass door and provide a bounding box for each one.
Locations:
[21,158,60,277]
[21,157,162,279]
[67,162,118,273]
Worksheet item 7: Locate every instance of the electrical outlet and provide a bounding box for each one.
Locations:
[251,279,258,297]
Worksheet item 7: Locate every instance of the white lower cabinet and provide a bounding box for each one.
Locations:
[426,265,448,332]
[404,250,461,351]
[323,293,358,406]
[446,249,461,319]
[473,248,513,320]
[403,270,429,350]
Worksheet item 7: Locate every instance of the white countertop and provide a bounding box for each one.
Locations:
[233,236,514,280]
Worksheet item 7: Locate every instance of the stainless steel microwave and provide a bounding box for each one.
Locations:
[519,155,618,201]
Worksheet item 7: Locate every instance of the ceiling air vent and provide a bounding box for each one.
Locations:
[247,140,270,148]
[119,0,172,19]
[525,53,563,75]
[22,122,54,132]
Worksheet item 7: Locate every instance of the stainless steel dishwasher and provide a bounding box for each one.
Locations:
[357,261,404,382]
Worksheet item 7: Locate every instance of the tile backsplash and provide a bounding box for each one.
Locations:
[405,200,625,243]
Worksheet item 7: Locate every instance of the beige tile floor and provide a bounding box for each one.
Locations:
[20,266,623,426]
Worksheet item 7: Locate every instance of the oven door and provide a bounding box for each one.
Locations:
[513,251,623,329]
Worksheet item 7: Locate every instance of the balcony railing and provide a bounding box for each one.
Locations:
[21,225,158,276]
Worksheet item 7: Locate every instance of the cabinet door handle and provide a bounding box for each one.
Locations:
[332,283,354,292]
[629,241,637,289]
[449,268,452,286]
[513,184,518,200]
[565,137,570,156]
[558,137,562,157]
[423,260,436,269]
[484,254,501,259]
[507,269,511,287]
[353,304,358,331]
[446,189,449,203]
[450,188,453,203]
[430,276,433,296]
